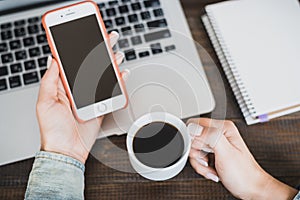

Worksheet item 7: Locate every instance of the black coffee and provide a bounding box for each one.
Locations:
[133,122,184,168]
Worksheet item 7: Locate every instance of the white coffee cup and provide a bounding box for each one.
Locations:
[126,112,193,181]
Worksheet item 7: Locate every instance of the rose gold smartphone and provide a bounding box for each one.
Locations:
[42,1,128,121]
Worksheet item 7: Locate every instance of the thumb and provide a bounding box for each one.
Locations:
[38,56,59,102]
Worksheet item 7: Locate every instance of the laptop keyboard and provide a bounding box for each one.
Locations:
[0,0,175,93]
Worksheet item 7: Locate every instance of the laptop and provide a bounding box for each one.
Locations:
[0,0,215,166]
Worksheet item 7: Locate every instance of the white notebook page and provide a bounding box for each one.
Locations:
[206,0,300,116]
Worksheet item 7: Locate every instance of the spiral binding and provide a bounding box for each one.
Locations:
[202,11,257,119]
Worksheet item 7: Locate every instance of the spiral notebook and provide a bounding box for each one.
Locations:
[202,0,300,125]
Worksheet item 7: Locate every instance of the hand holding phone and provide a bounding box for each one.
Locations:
[42,1,128,121]
[37,32,128,164]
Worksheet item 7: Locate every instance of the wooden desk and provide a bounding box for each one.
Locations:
[1,0,300,199]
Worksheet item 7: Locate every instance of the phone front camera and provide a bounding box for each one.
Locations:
[61,15,63,17]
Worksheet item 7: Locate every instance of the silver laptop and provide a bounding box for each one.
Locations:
[0,0,215,166]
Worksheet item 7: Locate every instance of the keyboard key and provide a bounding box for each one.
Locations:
[141,11,151,20]
[28,17,39,24]
[9,40,21,50]
[122,0,131,2]
[134,24,145,33]
[40,24,45,32]
[29,47,41,57]
[106,8,116,17]
[23,37,35,47]
[104,20,113,29]
[28,24,39,34]
[14,20,26,27]
[121,26,132,36]
[119,5,129,14]
[108,1,118,6]
[0,66,8,77]
[9,75,21,88]
[144,0,160,8]
[0,43,8,53]
[98,3,105,8]
[165,44,176,52]
[38,57,48,68]
[150,43,162,54]
[15,50,27,60]
[128,14,138,23]
[1,53,13,64]
[23,71,39,85]
[115,17,125,26]
[131,2,141,11]
[147,19,167,29]
[1,23,12,29]
[42,45,51,54]
[14,27,26,37]
[36,34,47,44]
[24,60,36,70]
[0,79,7,91]
[144,29,171,42]
[40,69,47,78]
[139,51,150,58]
[118,39,129,49]
[131,36,142,45]
[10,63,22,74]
[153,8,164,17]
[1,30,13,40]
[125,49,137,61]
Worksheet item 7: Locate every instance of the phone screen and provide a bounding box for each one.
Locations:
[50,14,122,109]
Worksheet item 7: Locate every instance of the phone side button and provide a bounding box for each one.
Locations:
[97,103,107,112]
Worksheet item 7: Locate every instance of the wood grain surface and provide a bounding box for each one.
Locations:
[1,0,300,199]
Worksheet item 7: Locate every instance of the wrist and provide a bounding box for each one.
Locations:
[41,145,88,164]
[253,172,298,200]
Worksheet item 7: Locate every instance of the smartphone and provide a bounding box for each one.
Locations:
[42,1,128,121]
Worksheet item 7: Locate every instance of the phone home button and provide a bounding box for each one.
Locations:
[97,103,107,112]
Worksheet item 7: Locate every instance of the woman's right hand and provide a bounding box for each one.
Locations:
[187,118,297,200]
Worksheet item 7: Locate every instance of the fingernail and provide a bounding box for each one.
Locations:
[111,31,119,39]
[122,68,130,81]
[118,51,125,59]
[46,56,52,69]
[116,51,125,65]
[187,123,203,137]
[196,158,208,167]
[206,173,219,183]
[201,147,214,153]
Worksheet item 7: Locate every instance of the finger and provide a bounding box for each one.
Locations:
[195,134,234,159]
[187,123,204,138]
[191,126,222,152]
[190,148,208,159]
[120,69,130,81]
[187,118,226,129]
[115,51,125,65]
[192,136,214,153]
[109,31,119,47]
[46,55,52,69]
[189,148,209,167]
[38,56,59,102]
[193,128,231,155]
[190,158,219,182]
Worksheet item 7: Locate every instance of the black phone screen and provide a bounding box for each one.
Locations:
[50,14,122,109]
